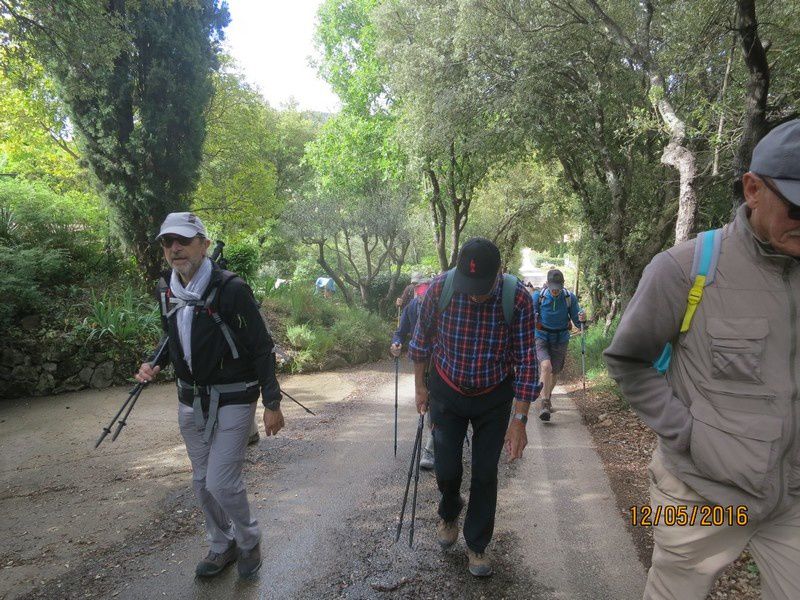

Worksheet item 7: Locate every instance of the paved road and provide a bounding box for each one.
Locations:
[0,360,645,599]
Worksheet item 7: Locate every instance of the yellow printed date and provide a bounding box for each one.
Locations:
[630,504,748,527]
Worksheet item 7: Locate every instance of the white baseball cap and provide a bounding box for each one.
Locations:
[156,212,207,240]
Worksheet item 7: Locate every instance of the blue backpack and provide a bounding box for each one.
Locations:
[654,229,722,373]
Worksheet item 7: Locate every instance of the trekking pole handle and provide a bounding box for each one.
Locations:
[210,240,225,263]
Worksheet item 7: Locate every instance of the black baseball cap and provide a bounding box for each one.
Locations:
[547,269,565,291]
[453,237,501,295]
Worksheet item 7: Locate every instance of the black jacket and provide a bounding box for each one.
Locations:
[156,260,281,409]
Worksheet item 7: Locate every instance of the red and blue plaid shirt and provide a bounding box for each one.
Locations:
[408,272,541,403]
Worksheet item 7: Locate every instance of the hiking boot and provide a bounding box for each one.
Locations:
[195,542,236,577]
[248,431,260,445]
[539,397,552,422]
[419,447,435,470]
[466,547,493,577]
[237,543,262,578]
[437,519,459,549]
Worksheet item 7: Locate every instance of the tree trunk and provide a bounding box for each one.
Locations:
[316,242,353,307]
[425,168,448,271]
[732,0,770,210]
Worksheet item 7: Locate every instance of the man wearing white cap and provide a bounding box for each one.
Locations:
[605,120,800,599]
[135,212,283,579]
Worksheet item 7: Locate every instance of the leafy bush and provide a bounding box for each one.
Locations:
[224,239,260,282]
[77,288,161,343]
[568,316,619,378]
[0,246,71,327]
[264,284,392,372]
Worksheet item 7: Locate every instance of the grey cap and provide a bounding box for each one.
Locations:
[410,271,424,284]
[750,119,800,206]
[156,212,208,240]
[547,269,565,291]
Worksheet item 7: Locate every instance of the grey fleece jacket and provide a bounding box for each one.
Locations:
[604,204,800,521]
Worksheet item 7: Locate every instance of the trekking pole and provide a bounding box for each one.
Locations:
[408,413,424,548]
[394,356,399,458]
[280,388,316,415]
[395,413,425,543]
[95,335,169,448]
[580,321,586,393]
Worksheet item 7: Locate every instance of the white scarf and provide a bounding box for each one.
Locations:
[169,257,213,373]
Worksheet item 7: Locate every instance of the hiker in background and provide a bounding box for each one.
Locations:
[396,272,425,311]
[409,237,539,577]
[390,276,435,469]
[604,119,800,600]
[135,212,283,579]
[314,276,336,298]
[532,269,586,421]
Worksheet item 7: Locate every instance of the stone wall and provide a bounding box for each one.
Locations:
[0,333,150,399]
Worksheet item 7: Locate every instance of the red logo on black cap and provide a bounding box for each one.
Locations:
[469,259,477,274]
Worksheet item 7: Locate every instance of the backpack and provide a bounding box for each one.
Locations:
[533,285,572,315]
[159,270,242,360]
[437,268,518,327]
[653,228,723,374]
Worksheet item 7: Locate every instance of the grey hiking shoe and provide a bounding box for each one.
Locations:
[539,397,552,422]
[419,447,435,470]
[237,543,262,578]
[437,518,458,549]
[195,542,236,577]
[466,547,493,577]
[248,431,260,445]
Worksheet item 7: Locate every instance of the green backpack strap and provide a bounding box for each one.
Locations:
[437,269,516,327]
[500,274,517,327]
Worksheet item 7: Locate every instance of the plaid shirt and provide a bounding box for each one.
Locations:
[408,272,541,403]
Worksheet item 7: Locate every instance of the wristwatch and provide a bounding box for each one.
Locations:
[513,413,528,425]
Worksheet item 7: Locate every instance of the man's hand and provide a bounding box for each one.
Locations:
[578,310,587,323]
[504,420,527,462]
[395,297,403,307]
[135,363,161,384]
[415,387,428,414]
[390,343,401,357]
[263,408,285,436]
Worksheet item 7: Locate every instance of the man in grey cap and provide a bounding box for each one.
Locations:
[531,269,586,421]
[605,119,800,599]
[135,212,284,579]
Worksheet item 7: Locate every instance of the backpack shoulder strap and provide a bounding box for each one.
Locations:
[203,270,242,359]
[437,269,457,315]
[501,274,517,327]
[680,228,722,333]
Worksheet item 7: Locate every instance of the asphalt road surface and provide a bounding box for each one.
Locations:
[0,360,645,599]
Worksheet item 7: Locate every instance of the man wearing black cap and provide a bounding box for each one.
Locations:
[605,119,800,598]
[532,269,586,421]
[408,237,539,577]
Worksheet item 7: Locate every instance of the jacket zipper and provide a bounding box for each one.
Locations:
[775,262,798,512]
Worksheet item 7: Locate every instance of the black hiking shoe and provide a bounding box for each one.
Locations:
[237,543,262,578]
[195,541,237,577]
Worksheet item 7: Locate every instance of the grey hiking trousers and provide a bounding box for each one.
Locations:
[178,402,261,553]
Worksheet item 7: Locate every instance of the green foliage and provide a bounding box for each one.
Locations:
[569,318,620,380]
[15,0,231,280]
[264,284,392,372]
[0,177,118,327]
[0,246,68,326]
[224,239,260,283]
[77,288,161,344]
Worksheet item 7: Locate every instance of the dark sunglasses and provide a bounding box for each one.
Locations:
[757,174,800,221]
[159,234,200,248]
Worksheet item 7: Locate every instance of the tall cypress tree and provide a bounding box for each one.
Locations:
[4,1,230,280]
